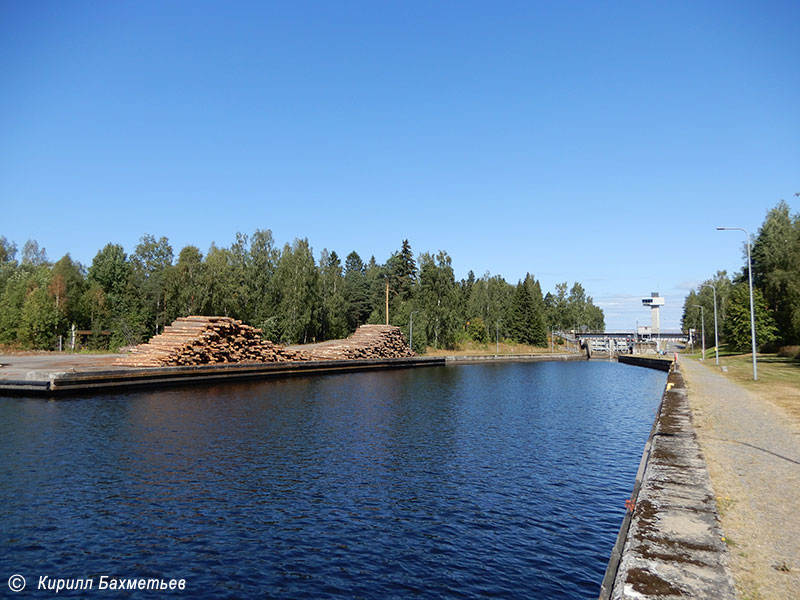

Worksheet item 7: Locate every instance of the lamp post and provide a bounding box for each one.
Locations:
[692,304,705,360]
[409,311,417,352]
[716,226,757,380]
[701,283,719,366]
[496,321,500,356]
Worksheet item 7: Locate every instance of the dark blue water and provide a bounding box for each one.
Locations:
[1,361,665,599]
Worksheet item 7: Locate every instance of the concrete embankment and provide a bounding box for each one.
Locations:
[0,352,583,396]
[599,362,736,599]
[444,353,584,364]
[618,355,673,372]
[0,356,445,396]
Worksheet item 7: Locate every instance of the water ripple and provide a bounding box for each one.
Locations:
[0,361,665,599]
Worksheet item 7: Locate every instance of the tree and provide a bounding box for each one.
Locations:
[751,200,800,344]
[131,234,173,335]
[386,239,417,301]
[466,316,489,343]
[0,236,17,264]
[165,245,206,320]
[21,239,48,266]
[544,282,569,331]
[249,229,280,331]
[681,272,733,349]
[18,270,60,349]
[344,251,370,331]
[202,243,238,317]
[273,238,319,343]
[50,254,86,337]
[724,283,777,352]
[319,249,348,340]
[0,265,36,344]
[88,243,140,347]
[416,251,460,349]
[507,274,547,346]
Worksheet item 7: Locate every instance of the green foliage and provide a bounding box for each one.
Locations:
[416,251,461,349]
[508,274,547,346]
[166,245,206,319]
[344,251,370,330]
[685,198,800,351]
[386,239,417,301]
[466,316,489,343]
[0,232,607,351]
[319,249,348,340]
[0,236,17,264]
[723,283,777,352]
[751,200,800,344]
[19,276,60,349]
[274,238,319,344]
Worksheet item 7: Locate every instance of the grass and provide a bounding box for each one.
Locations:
[691,349,800,424]
[423,339,578,357]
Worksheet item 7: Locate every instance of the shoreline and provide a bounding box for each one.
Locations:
[0,352,585,396]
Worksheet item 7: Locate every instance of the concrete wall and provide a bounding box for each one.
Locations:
[599,363,736,599]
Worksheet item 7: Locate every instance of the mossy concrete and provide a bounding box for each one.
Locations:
[608,366,737,599]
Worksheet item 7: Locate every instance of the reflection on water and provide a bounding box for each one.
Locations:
[0,361,665,599]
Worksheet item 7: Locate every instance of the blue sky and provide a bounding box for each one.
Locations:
[1,1,798,330]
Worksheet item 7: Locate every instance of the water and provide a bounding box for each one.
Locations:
[0,361,665,599]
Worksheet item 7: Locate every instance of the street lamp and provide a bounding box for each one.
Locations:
[716,226,757,380]
[692,304,705,361]
[701,283,719,366]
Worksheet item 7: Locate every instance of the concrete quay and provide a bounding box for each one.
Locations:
[0,352,583,396]
[600,362,736,599]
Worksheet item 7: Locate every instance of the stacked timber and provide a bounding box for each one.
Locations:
[302,325,415,361]
[115,316,308,367]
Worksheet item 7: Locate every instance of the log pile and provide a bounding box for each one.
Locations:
[302,324,415,361]
[115,316,308,367]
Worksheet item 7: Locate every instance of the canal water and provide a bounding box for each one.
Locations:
[0,361,665,599]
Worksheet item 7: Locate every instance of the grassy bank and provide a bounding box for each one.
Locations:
[691,351,800,424]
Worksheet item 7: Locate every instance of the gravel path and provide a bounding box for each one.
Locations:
[681,358,800,599]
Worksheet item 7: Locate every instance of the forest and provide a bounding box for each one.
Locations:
[0,234,605,352]
[682,199,800,354]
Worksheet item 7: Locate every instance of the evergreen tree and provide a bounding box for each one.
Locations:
[386,239,417,300]
[344,251,370,330]
[508,281,536,344]
[522,273,548,345]
[319,249,348,340]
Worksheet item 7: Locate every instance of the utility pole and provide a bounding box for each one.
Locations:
[701,283,719,366]
[385,283,389,325]
[693,304,705,361]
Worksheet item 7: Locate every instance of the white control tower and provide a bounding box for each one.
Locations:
[642,292,665,333]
